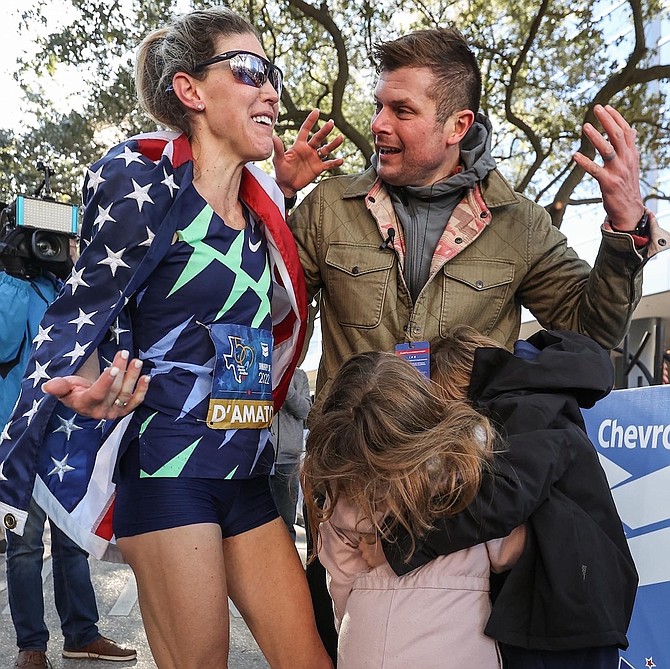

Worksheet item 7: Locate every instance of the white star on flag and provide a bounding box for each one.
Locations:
[23,398,43,426]
[161,168,180,197]
[53,414,83,441]
[0,460,7,481]
[98,246,130,276]
[124,179,154,211]
[48,454,76,482]
[139,226,155,247]
[27,360,51,388]
[63,341,91,365]
[33,324,54,349]
[109,321,130,345]
[115,146,144,167]
[86,165,106,194]
[65,267,89,295]
[93,203,116,231]
[69,308,98,333]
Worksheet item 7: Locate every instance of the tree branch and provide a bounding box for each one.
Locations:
[504,0,551,192]
[286,0,373,161]
[548,0,653,227]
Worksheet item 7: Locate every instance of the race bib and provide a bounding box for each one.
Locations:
[206,323,273,429]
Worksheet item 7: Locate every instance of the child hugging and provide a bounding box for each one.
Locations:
[301,350,524,669]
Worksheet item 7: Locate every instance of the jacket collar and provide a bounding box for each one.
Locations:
[343,165,521,210]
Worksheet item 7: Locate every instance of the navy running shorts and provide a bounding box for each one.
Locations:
[113,443,279,538]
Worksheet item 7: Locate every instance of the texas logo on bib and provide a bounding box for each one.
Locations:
[206,323,273,429]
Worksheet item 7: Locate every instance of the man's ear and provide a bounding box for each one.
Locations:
[171,72,204,112]
[445,110,475,146]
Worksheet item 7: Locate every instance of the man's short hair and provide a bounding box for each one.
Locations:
[373,28,481,123]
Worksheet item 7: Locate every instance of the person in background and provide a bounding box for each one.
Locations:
[0,232,134,667]
[270,366,311,541]
[0,7,340,669]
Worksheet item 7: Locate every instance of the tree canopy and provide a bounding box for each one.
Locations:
[1,0,668,227]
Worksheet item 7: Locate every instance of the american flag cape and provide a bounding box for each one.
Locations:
[0,131,307,560]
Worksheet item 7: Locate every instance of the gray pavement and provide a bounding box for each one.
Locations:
[0,525,308,668]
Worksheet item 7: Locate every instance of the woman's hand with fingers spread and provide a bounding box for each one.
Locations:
[42,350,149,420]
[273,109,344,197]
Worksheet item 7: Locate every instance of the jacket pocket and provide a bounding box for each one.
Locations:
[325,243,394,328]
[440,259,515,336]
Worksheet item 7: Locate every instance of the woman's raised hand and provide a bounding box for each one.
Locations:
[273,109,344,198]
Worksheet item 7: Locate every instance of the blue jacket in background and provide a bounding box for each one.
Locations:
[0,271,59,428]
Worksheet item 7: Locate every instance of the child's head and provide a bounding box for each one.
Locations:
[431,325,502,402]
[301,350,494,555]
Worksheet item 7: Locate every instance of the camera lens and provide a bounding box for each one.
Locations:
[31,230,68,263]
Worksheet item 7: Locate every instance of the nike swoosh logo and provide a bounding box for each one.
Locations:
[249,238,262,252]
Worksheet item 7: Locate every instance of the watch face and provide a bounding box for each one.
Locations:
[636,212,650,236]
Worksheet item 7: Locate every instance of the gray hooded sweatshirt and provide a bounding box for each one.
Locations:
[373,113,497,302]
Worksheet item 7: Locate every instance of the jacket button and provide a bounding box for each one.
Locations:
[659,238,667,246]
[369,197,376,203]
[454,237,463,244]
[413,326,422,335]
[352,266,360,275]
[480,211,489,218]
[4,513,17,530]
[403,325,408,332]
[475,280,484,289]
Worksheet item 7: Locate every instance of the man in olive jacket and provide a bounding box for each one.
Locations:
[291,30,667,402]
[290,27,668,662]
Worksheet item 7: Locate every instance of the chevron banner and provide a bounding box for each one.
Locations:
[583,384,670,669]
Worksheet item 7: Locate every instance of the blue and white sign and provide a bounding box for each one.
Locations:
[583,384,670,669]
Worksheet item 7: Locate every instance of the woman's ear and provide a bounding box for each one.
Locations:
[171,72,205,112]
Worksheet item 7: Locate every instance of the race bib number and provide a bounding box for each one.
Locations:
[206,323,273,429]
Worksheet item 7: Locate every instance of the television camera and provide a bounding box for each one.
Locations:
[0,162,79,280]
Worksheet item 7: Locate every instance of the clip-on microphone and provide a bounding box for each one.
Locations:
[379,227,396,250]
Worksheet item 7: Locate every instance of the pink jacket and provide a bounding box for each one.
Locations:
[319,500,525,669]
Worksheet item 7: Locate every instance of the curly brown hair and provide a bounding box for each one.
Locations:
[301,351,494,559]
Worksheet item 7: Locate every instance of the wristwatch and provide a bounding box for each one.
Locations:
[610,211,650,237]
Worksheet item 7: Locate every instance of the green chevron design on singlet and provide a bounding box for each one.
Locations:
[139,437,203,478]
[167,204,271,328]
[224,465,239,480]
[138,411,157,435]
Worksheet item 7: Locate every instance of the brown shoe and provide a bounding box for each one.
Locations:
[62,636,137,661]
[14,651,52,669]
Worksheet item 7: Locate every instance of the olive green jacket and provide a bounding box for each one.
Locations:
[290,166,658,398]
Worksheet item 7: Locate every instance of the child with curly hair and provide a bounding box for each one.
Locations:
[301,351,524,668]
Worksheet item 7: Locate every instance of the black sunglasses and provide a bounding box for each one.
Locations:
[193,50,283,97]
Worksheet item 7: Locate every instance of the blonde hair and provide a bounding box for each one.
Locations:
[135,8,258,136]
[431,325,502,402]
[301,351,494,559]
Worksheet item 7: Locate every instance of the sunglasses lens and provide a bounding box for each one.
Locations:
[269,68,283,97]
[230,53,282,96]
